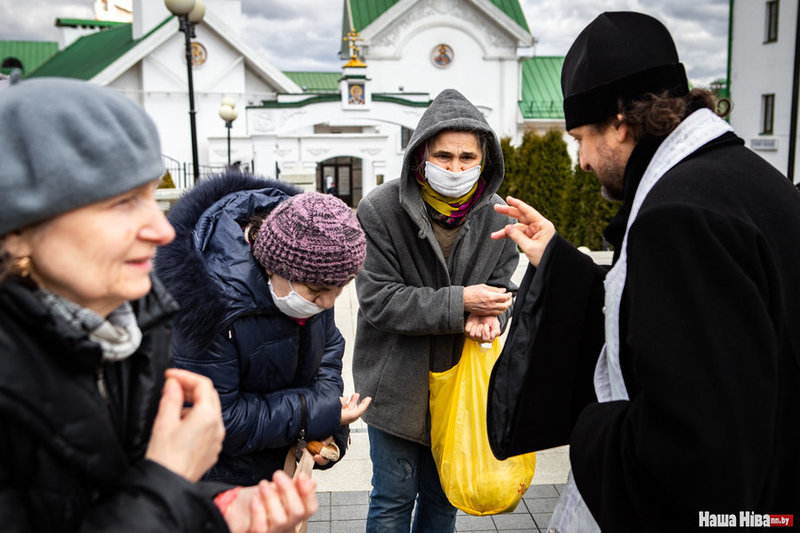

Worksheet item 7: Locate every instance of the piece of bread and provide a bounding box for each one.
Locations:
[306,440,340,461]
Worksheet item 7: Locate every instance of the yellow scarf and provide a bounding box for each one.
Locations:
[417,177,481,217]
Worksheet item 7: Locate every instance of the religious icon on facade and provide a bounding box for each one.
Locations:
[431,44,453,68]
[190,42,208,67]
[348,83,365,104]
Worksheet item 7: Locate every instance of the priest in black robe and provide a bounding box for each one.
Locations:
[487,11,800,532]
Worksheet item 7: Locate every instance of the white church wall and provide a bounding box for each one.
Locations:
[132,0,168,41]
[364,3,521,141]
[107,63,142,104]
[244,66,279,104]
[248,99,424,193]
[207,134,253,167]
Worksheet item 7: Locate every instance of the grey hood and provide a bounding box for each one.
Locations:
[399,88,504,220]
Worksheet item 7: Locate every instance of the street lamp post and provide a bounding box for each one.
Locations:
[218,97,238,166]
[164,0,205,185]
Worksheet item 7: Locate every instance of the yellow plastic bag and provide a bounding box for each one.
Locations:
[429,338,536,516]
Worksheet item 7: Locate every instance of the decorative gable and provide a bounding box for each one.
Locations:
[358,0,531,60]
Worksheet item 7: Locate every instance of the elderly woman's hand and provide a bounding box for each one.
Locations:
[464,313,501,343]
[463,284,512,316]
[223,471,318,533]
[145,368,225,482]
[340,392,371,425]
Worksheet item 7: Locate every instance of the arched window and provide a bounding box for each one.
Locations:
[1,57,24,74]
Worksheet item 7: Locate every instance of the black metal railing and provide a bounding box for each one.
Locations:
[162,156,254,189]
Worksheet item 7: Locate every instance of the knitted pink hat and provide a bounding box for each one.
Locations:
[253,193,366,286]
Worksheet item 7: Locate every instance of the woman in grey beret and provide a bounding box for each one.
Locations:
[0,77,316,533]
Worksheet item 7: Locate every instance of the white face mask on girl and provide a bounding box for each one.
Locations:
[424,160,481,198]
[268,278,326,319]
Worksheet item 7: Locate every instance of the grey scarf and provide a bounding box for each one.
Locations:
[37,289,143,362]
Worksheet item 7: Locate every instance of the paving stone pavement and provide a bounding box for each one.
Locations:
[309,482,566,532]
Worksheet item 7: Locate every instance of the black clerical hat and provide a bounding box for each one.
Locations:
[561,11,690,130]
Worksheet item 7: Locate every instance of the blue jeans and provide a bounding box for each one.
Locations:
[366,426,457,533]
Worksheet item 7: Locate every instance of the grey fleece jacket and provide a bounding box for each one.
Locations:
[352,89,519,445]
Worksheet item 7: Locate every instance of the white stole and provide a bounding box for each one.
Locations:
[594,108,733,402]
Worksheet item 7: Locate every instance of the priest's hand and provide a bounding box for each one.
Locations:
[492,196,556,268]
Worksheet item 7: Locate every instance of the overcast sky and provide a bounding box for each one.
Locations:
[1,0,729,87]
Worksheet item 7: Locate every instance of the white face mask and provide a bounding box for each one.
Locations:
[268,278,326,319]
[424,160,481,198]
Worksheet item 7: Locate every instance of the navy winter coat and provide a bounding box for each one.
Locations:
[155,172,349,485]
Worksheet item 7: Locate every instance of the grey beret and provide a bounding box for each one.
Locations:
[0,77,164,235]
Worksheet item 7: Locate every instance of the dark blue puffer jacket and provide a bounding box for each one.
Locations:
[155,171,348,485]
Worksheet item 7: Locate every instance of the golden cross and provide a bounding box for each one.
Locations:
[343,30,364,60]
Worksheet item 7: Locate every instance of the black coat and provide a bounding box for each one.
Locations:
[0,277,229,532]
[488,130,800,530]
[155,172,349,485]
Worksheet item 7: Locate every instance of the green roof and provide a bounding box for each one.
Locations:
[343,0,530,56]
[251,92,431,108]
[519,56,564,120]
[27,23,136,80]
[283,71,341,93]
[488,0,529,32]
[349,0,400,32]
[56,18,127,28]
[349,0,528,32]
[372,93,430,107]
[0,41,59,75]
[26,17,171,80]
[253,94,342,108]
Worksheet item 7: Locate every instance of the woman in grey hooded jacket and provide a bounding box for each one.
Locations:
[353,89,519,532]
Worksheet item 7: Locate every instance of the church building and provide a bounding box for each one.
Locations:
[6,0,566,205]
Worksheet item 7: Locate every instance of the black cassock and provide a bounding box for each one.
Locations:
[487,132,800,531]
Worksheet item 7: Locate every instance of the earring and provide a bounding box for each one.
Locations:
[14,256,31,278]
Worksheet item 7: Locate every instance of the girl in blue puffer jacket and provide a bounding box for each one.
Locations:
[156,171,370,485]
